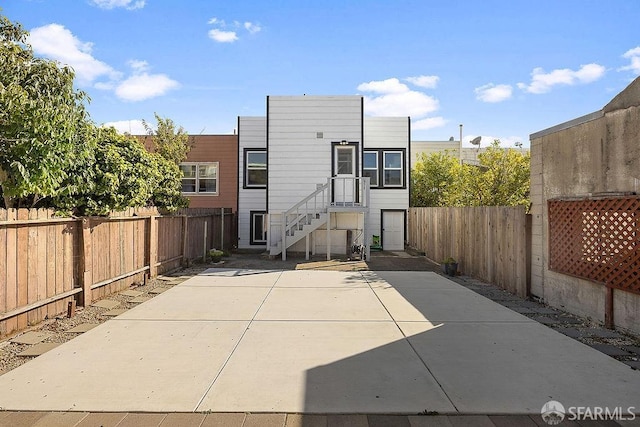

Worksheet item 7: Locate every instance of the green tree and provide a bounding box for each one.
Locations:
[411,140,530,208]
[142,113,193,165]
[54,126,188,216]
[410,151,458,206]
[0,14,89,208]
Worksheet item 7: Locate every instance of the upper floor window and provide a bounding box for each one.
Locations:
[363,151,378,187]
[245,149,267,188]
[180,162,218,194]
[384,151,403,187]
[363,149,405,189]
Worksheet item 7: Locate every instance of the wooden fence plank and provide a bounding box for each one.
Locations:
[0,210,6,336]
[408,206,529,297]
[4,210,18,335]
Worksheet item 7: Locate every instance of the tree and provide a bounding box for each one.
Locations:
[410,151,458,207]
[54,126,188,216]
[142,113,193,165]
[0,14,89,208]
[411,140,530,209]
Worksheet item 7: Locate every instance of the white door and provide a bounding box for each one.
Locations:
[382,211,404,251]
[333,145,356,205]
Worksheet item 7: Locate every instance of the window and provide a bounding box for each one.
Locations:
[363,151,378,187]
[363,149,405,189]
[336,147,354,175]
[179,162,218,194]
[250,211,267,245]
[384,151,403,187]
[244,149,267,188]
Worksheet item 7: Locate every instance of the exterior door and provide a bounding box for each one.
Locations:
[333,145,356,205]
[382,211,404,251]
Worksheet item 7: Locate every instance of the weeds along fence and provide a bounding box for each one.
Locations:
[0,207,236,337]
[408,206,531,298]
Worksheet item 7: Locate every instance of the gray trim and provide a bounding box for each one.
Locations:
[530,110,603,140]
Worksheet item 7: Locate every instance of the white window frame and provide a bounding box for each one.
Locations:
[363,151,379,188]
[180,162,219,195]
[245,149,267,188]
[383,151,403,187]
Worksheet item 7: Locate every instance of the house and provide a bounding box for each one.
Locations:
[529,76,640,334]
[177,135,238,211]
[237,95,410,259]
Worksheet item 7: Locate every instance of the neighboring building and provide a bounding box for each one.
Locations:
[530,77,640,334]
[238,95,410,259]
[139,134,239,211]
[411,140,528,166]
[178,135,238,211]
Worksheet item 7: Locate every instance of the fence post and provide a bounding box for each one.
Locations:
[148,215,158,278]
[203,221,208,262]
[181,215,188,265]
[220,208,225,251]
[80,218,92,307]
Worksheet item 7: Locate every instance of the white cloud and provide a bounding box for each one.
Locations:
[207,17,260,43]
[413,116,447,130]
[115,72,179,101]
[128,59,149,72]
[474,83,513,103]
[619,46,640,74]
[90,0,145,10]
[405,75,439,89]
[244,22,262,34]
[357,78,410,94]
[102,119,147,134]
[358,77,441,127]
[28,24,119,85]
[208,29,238,43]
[517,63,606,94]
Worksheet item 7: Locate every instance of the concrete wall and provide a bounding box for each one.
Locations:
[530,77,640,334]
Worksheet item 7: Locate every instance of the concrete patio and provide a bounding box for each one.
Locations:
[0,268,638,417]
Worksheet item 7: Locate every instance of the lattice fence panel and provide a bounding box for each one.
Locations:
[548,197,640,295]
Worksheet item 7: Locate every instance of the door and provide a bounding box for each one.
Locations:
[333,145,356,205]
[382,211,404,251]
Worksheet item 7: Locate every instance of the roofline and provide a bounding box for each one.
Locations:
[530,110,603,140]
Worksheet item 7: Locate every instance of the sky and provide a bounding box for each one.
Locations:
[4,0,640,147]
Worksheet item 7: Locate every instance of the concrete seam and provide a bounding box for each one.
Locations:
[358,271,460,413]
[192,269,285,412]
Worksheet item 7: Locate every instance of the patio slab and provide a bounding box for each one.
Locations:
[254,287,391,321]
[0,268,638,415]
[197,321,455,413]
[117,285,271,321]
[0,320,249,411]
[17,342,61,357]
[91,300,120,309]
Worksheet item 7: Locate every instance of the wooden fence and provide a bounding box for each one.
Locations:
[0,207,236,338]
[408,206,531,298]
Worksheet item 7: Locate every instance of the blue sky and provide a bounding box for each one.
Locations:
[5,0,640,147]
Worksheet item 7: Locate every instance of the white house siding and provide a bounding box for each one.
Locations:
[267,96,362,213]
[364,117,410,245]
[238,117,267,249]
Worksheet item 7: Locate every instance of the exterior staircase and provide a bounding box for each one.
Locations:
[269,177,370,260]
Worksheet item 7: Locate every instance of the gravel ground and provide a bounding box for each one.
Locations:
[1,252,639,376]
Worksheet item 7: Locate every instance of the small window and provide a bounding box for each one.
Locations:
[180,164,197,193]
[245,149,267,188]
[336,147,354,175]
[250,211,267,245]
[384,151,403,187]
[363,151,378,187]
[179,162,218,194]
